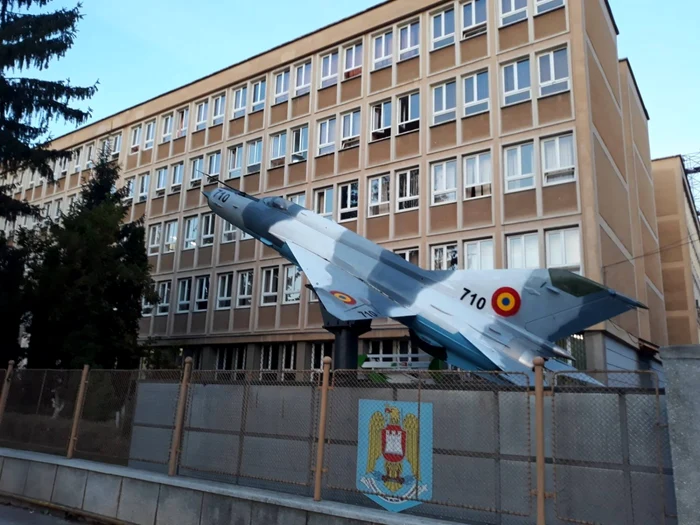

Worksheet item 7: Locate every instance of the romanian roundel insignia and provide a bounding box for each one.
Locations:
[491,287,521,317]
[330,291,357,305]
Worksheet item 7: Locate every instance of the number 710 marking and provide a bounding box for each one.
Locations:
[461,288,487,310]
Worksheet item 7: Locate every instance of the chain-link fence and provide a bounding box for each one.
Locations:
[552,371,677,525]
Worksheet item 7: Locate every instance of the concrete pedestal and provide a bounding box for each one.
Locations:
[660,345,700,525]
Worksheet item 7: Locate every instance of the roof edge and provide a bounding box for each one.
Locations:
[619,58,650,120]
[603,0,620,35]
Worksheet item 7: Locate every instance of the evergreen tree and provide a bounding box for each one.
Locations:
[22,153,156,369]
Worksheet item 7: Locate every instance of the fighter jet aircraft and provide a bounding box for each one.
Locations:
[204,186,645,377]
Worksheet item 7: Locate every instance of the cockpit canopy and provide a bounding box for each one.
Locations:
[262,196,292,211]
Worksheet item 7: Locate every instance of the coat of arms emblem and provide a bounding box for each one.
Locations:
[356,400,433,512]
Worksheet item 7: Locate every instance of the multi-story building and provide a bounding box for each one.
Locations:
[652,156,700,345]
[2,0,668,373]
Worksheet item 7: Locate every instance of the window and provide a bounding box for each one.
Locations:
[184,216,198,250]
[539,48,569,96]
[465,239,494,270]
[395,247,419,266]
[501,0,527,26]
[287,192,306,207]
[397,168,419,211]
[462,0,487,37]
[227,145,242,179]
[315,187,334,219]
[111,134,122,156]
[138,174,150,202]
[124,178,135,200]
[274,70,290,104]
[339,181,358,221]
[222,220,236,243]
[212,94,226,125]
[237,270,254,307]
[130,126,141,152]
[177,278,192,313]
[508,233,539,269]
[536,0,565,15]
[542,133,575,184]
[200,213,214,246]
[162,115,173,143]
[503,58,531,105]
[368,175,390,217]
[464,70,489,116]
[344,42,363,79]
[185,158,201,186]
[176,107,189,138]
[142,296,154,316]
[144,121,155,150]
[85,144,94,168]
[164,220,178,253]
[99,138,110,157]
[399,21,420,60]
[156,168,167,191]
[53,199,62,218]
[270,132,287,167]
[546,228,581,273]
[172,162,184,188]
[371,100,391,140]
[261,267,279,305]
[195,102,208,131]
[431,159,457,204]
[216,346,246,372]
[433,81,457,124]
[43,203,50,218]
[504,142,534,191]
[283,265,301,304]
[72,148,81,172]
[157,281,171,315]
[195,276,209,312]
[292,126,308,162]
[233,86,247,119]
[207,151,221,177]
[341,110,360,148]
[252,79,266,112]
[148,224,163,255]
[464,151,492,199]
[247,139,262,173]
[398,92,420,133]
[320,51,339,88]
[318,117,336,156]
[295,62,311,96]
[432,8,455,49]
[217,273,233,309]
[432,243,458,270]
[373,31,393,70]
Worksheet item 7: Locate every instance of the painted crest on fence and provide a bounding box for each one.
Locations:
[356,400,433,512]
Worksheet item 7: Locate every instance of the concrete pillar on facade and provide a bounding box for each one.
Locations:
[584,331,607,370]
[199,346,217,370]
[660,345,700,524]
[245,343,260,371]
[295,342,309,370]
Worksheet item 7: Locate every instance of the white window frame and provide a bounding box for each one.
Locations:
[124,179,135,200]
[395,247,420,266]
[142,296,154,317]
[144,121,155,150]
[237,270,254,308]
[251,79,266,112]
[172,162,184,189]
[503,58,531,106]
[398,21,420,61]
[190,157,203,184]
[184,216,198,250]
[508,233,540,269]
[156,168,167,192]
[291,126,309,162]
[217,273,234,309]
[341,110,361,148]
[431,159,458,205]
[176,107,189,138]
[314,187,334,219]
[270,132,287,166]
[464,70,490,116]
[343,42,363,79]
[464,151,492,200]
[501,0,528,26]
[227,145,243,179]
[504,142,535,192]
[462,0,488,38]
[138,173,150,202]
[111,134,122,157]
[542,133,576,185]
[431,8,455,50]
[261,267,279,306]
[130,126,141,152]
[294,61,311,96]
[371,100,392,140]
[195,101,208,131]
[222,220,236,243]
[318,117,336,156]
[398,92,420,134]
[232,86,247,119]
[207,151,221,178]
[212,94,226,125]
[283,265,302,304]
[200,213,215,247]
[433,81,457,124]
[274,70,290,104]
[339,181,358,222]
[538,47,570,97]
[72,148,81,172]
[162,114,173,143]
[194,276,210,312]
[546,227,581,273]
[157,281,171,315]
[287,192,306,207]
[373,30,393,70]
[320,51,339,88]
[177,278,192,313]
[536,0,565,15]
[465,238,494,270]
[247,139,263,173]
[368,175,391,217]
[85,144,94,168]
[164,220,178,253]
[53,198,62,218]
[397,168,420,212]
[431,243,459,270]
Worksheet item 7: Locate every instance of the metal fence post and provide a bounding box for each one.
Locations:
[168,357,193,476]
[67,365,90,459]
[314,356,332,501]
[0,360,15,429]
[534,357,546,525]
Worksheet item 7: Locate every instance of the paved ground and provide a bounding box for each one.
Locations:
[0,505,75,524]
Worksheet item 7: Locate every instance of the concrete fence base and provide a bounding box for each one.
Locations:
[0,448,465,525]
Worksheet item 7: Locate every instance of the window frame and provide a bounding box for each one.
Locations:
[176,107,189,138]
[148,224,162,255]
[156,167,168,191]
[542,133,576,186]
[232,86,247,119]
[251,79,266,112]
[546,227,581,273]
[194,276,210,312]
[432,81,457,124]
[396,168,420,212]
[195,101,208,131]
[177,278,192,313]
[464,150,492,200]
[164,220,178,253]
[314,187,334,220]
[464,69,490,116]
[503,58,532,106]
[157,281,171,316]
[431,7,456,50]
[394,247,420,266]
[138,173,150,202]
[162,114,173,143]
[221,220,236,244]
[183,215,198,250]
[212,94,226,125]
[398,20,420,61]
[270,131,287,166]
[371,100,392,141]
[291,125,309,162]
[368,174,391,218]
[507,232,540,269]
[462,0,488,38]
[398,92,420,134]
[274,70,290,104]
[294,61,312,96]
[247,139,263,174]
[216,273,234,310]
[503,142,535,193]
[343,42,363,80]
[501,0,528,26]
[200,213,215,247]
[320,51,339,88]
[282,265,302,304]
[341,109,361,148]
[536,0,566,15]
[431,243,459,270]
[130,126,141,152]
[373,30,393,70]
[465,238,495,270]
[261,267,279,306]
[236,270,254,308]
[338,181,359,222]
[318,117,336,156]
[538,47,570,97]
[172,162,184,189]
[431,159,458,205]
[191,157,204,185]
[227,145,243,179]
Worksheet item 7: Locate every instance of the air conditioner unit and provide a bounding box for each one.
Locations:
[156,188,165,197]
[171,184,182,193]
[191,179,202,188]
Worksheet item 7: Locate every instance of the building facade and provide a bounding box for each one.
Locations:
[2,0,667,373]
[652,156,700,346]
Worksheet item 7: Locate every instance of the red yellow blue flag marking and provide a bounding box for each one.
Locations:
[491,287,521,317]
[331,290,357,305]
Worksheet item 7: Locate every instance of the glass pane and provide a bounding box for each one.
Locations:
[433,164,444,190]
[560,135,574,167]
[548,232,563,266]
[464,3,473,26]
[554,49,568,80]
[543,140,557,171]
[385,32,393,55]
[466,157,476,185]
[343,115,351,138]
[480,153,492,183]
[504,66,515,92]
[410,93,420,119]
[477,72,489,100]
[465,77,475,104]
[481,240,494,269]
[433,14,441,38]
[521,143,534,175]
[330,52,338,74]
[525,235,539,268]
[564,229,581,265]
[352,112,360,137]
[539,55,551,83]
[501,0,510,13]
[509,237,523,268]
[410,22,419,45]
[374,36,382,60]
[383,102,392,129]
[446,160,457,189]
[517,59,530,88]
[466,244,478,269]
[515,0,527,8]
[446,82,456,109]
[400,26,408,49]
[506,148,518,178]
[445,9,454,33]
[475,0,487,23]
[434,86,443,112]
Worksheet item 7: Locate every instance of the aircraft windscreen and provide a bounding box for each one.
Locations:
[262,196,292,212]
[548,269,607,297]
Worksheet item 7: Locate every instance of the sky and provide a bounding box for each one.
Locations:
[32,0,700,160]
